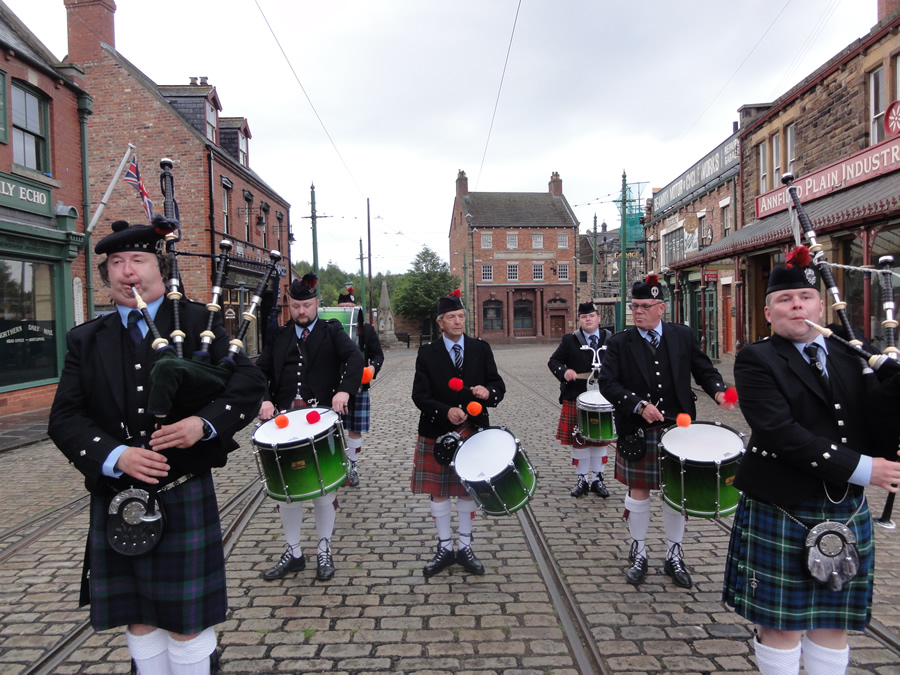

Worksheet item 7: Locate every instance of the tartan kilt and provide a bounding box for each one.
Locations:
[722,491,874,631]
[614,426,663,490]
[410,426,476,498]
[556,400,610,448]
[343,390,371,433]
[87,471,227,634]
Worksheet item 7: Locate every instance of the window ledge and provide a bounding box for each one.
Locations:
[10,165,61,188]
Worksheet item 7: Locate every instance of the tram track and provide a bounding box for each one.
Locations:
[0,495,90,560]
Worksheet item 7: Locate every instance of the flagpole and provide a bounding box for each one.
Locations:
[87,143,135,234]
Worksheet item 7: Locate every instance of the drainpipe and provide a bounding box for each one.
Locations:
[207,147,216,264]
[78,93,94,320]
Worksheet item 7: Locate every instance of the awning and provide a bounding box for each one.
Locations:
[670,172,900,269]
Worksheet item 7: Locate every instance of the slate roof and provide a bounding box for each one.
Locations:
[461,192,578,228]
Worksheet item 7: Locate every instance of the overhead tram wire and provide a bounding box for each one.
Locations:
[474,0,523,192]
[252,0,366,200]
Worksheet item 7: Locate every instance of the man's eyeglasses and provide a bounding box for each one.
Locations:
[629,302,663,311]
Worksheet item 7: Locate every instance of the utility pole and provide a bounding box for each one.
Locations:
[367,198,374,323]
[619,171,628,331]
[592,214,598,299]
[358,238,366,317]
[301,183,330,274]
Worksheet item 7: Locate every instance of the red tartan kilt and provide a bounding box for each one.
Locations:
[410,426,476,498]
[556,400,610,447]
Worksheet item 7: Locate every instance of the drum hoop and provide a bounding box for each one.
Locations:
[252,408,340,448]
[454,426,519,481]
[660,421,744,461]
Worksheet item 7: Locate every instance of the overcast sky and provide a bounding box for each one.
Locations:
[8,0,879,275]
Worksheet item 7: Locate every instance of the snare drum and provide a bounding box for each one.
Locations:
[252,408,349,502]
[452,427,537,516]
[575,391,617,443]
[659,421,744,518]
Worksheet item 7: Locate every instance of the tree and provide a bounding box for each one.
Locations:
[392,246,459,336]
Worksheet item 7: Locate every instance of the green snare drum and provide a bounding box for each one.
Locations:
[253,408,349,502]
[575,390,617,443]
[659,421,744,518]
[317,306,362,341]
[452,427,537,516]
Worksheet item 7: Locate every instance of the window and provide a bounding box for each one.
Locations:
[507,263,519,281]
[481,264,493,282]
[507,232,518,249]
[532,234,543,249]
[481,233,492,249]
[558,233,569,248]
[758,142,768,193]
[721,204,731,238]
[242,190,254,240]
[558,263,570,280]
[222,186,231,235]
[0,259,57,387]
[771,131,781,183]
[513,299,533,329]
[871,66,886,145]
[533,263,544,281]
[483,300,503,330]
[663,228,685,266]
[698,215,710,244]
[238,132,248,167]
[580,270,588,283]
[206,101,217,142]
[786,124,796,174]
[261,210,268,249]
[12,84,47,172]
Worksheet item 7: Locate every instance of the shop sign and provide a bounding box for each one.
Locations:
[703,271,718,283]
[0,173,52,217]
[756,135,900,218]
[653,133,740,213]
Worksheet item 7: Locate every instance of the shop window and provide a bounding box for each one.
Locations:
[0,259,57,387]
[12,83,47,172]
[483,300,503,330]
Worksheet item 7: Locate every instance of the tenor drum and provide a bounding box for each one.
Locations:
[252,408,349,502]
[317,306,362,342]
[659,421,744,518]
[575,390,617,442]
[452,427,537,516]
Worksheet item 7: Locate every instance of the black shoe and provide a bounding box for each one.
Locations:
[423,542,456,577]
[590,478,609,498]
[456,545,485,575]
[262,547,306,580]
[316,541,335,581]
[570,475,589,497]
[664,544,693,588]
[348,462,360,487]
[625,541,648,585]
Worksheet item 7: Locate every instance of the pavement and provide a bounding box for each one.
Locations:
[3,346,900,674]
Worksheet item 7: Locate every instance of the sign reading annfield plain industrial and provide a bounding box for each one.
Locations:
[652,133,740,214]
[756,135,900,218]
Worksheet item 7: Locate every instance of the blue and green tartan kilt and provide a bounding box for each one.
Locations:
[344,390,371,434]
[722,491,874,631]
[87,471,227,634]
[614,427,663,490]
[410,426,476,498]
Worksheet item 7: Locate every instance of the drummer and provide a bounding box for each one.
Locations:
[597,275,732,588]
[256,272,364,582]
[411,290,505,577]
[548,301,613,498]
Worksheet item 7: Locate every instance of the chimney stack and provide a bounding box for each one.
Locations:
[879,0,900,21]
[549,172,563,197]
[65,0,117,65]
[199,76,208,86]
[189,76,198,86]
[456,170,468,197]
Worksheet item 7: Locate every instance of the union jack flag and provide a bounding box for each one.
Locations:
[122,154,153,220]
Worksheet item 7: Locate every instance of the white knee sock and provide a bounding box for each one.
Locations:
[572,447,590,479]
[662,501,686,556]
[313,492,336,545]
[167,628,216,675]
[430,500,453,548]
[624,495,651,557]
[456,498,477,549]
[346,435,362,464]
[753,637,801,675]
[278,501,304,558]
[590,445,608,478]
[126,628,170,675]
[802,635,849,675]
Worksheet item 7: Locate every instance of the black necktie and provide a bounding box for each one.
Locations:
[127,310,143,348]
[589,335,598,349]
[804,343,832,398]
[453,344,463,371]
[647,329,659,350]
[301,328,309,341]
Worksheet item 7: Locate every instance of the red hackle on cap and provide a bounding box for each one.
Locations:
[724,386,738,404]
[786,245,811,269]
[275,414,289,428]
[306,410,321,424]
[449,289,461,298]
[676,413,691,428]
[449,377,463,391]
[466,401,483,416]
[645,274,659,285]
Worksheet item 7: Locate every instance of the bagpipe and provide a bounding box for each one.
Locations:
[781,172,900,528]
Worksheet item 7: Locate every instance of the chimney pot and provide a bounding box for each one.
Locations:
[199,76,208,86]
[189,76,198,86]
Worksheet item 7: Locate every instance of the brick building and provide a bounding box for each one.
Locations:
[449,170,578,343]
[0,2,91,414]
[678,1,900,351]
[64,0,291,356]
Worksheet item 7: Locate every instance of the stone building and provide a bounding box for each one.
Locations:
[449,170,579,343]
